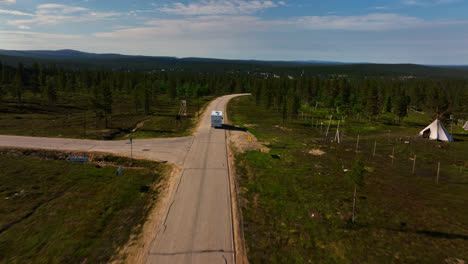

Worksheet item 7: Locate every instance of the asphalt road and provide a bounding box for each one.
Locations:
[0,94,248,264]
[146,94,245,264]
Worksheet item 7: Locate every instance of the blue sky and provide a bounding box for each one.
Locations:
[0,0,467,64]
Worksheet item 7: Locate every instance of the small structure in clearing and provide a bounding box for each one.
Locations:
[418,119,454,142]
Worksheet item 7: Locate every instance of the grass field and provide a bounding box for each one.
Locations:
[0,149,169,264]
[0,91,213,140]
[228,96,468,264]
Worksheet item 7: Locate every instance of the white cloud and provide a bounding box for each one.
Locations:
[0,30,82,39]
[159,0,278,15]
[94,13,467,39]
[0,0,15,5]
[37,4,89,14]
[296,13,422,31]
[373,6,388,10]
[0,8,34,16]
[403,0,463,6]
[94,15,283,39]
[6,3,121,28]
[17,25,30,29]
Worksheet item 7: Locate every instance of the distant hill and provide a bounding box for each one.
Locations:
[0,49,467,79]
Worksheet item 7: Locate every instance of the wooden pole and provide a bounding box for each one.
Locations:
[355,135,360,153]
[352,185,356,223]
[373,140,376,157]
[412,155,417,174]
[325,115,333,137]
[392,146,395,166]
[437,162,440,184]
[335,120,341,143]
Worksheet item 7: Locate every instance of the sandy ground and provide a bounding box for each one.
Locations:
[228,129,269,154]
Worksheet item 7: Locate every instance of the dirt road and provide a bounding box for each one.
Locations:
[0,135,193,166]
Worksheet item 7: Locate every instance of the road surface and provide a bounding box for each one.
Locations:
[0,94,249,264]
[146,94,244,264]
[0,135,193,166]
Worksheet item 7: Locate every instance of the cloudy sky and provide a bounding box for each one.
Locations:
[0,0,467,64]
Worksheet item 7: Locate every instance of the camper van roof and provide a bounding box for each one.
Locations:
[211,111,223,116]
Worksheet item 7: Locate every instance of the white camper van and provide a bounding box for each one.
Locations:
[211,111,223,128]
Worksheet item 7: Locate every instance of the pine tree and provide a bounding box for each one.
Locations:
[102,82,113,128]
[384,96,392,113]
[1,62,8,85]
[167,78,177,99]
[287,85,300,121]
[348,157,366,223]
[14,63,25,105]
[393,93,410,123]
[133,84,142,113]
[90,85,102,128]
[0,62,3,102]
[30,63,40,94]
[144,81,152,115]
[365,80,379,119]
[45,77,58,105]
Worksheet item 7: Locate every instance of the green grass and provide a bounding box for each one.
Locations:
[0,91,213,140]
[0,149,169,264]
[228,96,468,264]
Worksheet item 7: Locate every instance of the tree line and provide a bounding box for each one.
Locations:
[249,76,468,123]
[0,62,250,127]
[1,61,467,126]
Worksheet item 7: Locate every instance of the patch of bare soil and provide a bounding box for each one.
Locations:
[109,165,181,264]
[243,124,258,128]
[278,126,292,131]
[229,130,269,153]
[124,119,150,138]
[308,149,325,156]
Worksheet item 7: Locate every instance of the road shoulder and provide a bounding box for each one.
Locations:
[109,164,182,264]
[225,98,250,264]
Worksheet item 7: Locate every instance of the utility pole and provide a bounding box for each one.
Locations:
[128,136,133,160]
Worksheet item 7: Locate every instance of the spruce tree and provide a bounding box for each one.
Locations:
[102,82,113,128]
[14,63,24,105]
[393,93,410,123]
[45,77,58,105]
[348,157,366,223]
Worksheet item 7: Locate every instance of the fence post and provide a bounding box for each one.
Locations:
[325,115,333,137]
[355,135,360,153]
[437,162,440,184]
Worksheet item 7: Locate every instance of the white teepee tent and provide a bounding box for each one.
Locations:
[463,121,468,131]
[419,119,454,142]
